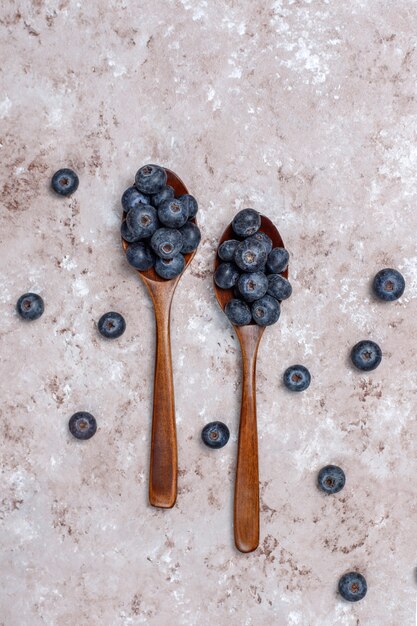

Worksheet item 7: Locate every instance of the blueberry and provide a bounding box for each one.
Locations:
[16,293,44,321]
[224,298,252,326]
[232,208,261,238]
[218,239,240,262]
[317,465,345,494]
[151,185,175,207]
[121,186,150,212]
[350,340,382,371]
[179,221,201,254]
[238,272,268,303]
[135,164,167,194]
[178,194,198,218]
[251,295,280,326]
[266,247,289,274]
[373,268,405,301]
[283,364,311,391]
[201,421,230,449]
[248,232,273,255]
[151,228,183,259]
[267,274,292,301]
[98,312,126,339]
[338,572,367,602]
[126,204,159,239]
[234,238,267,272]
[214,263,240,289]
[125,242,155,270]
[69,411,97,440]
[158,198,189,228]
[155,255,185,279]
[51,168,79,196]
[121,220,140,243]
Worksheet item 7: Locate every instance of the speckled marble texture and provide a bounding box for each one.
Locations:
[1,1,417,624]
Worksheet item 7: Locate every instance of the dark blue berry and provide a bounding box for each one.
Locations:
[126,204,159,239]
[283,364,311,391]
[232,208,261,238]
[121,220,140,243]
[151,185,174,207]
[69,412,97,440]
[318,465,345,494]
[135,164,167,194]
[155,255,185,279]
[179,222,201,254]
[121,186,149,212]
[158,198,188,228]
[248,232,273,255]
[238,272,268,303]
[350,340,382,371]
[201,421,230,449]
[266,247,289,274]
[16,293,44,321]
[373,268,405,301]
[98,312,126,339]
[51,168,79,196]
[214,263,240,289]
[267,274,292,301]
[218,239,240,262]
[151,228,183,259]
[225,299,252,326]
[251,295,280,326]
[234,238,267,272]
[125,242,155,270]
[178,194,198,218]
[338,572,367,602]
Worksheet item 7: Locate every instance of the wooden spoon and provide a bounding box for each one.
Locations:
[214,216,288,552]
[122,168,198,508]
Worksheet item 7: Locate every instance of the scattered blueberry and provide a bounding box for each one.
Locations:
[158,198,188,228]
[155,255,185,279]
[225,298,252,326]
[318,465,345,494]
[201,421,230,449]
[283,364,311,391]
[126,204,159,239]
[338,572,367,602]
[373,268,405,301]
[214,263,240,289]
[178,194,198,218]
[51,168,79,196]
[121,186,149,212]
[350,340,382,371]
[234,238,267,272]
[238,272,268,303]
[121,220,140,243]
[267,274,292,300]
[179,221,201,254]
[69,412,97,440]
[16,293,44,321]
[232,208,261,238]
[98,312,126,339]
[251,295,280,326]
[151,228,183,259]
[248,231,273,255]
[218,239,240,262]
[266,247,289,274]
[135,164,167,195]
[125,242,155,271]
[151,185,174,208]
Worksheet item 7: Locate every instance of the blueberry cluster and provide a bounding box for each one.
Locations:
[215,209,292,326]
[121,164,200,280]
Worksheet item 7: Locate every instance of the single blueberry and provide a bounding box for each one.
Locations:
[338,572,367,602]
[151,228,183,259]
[224,299,252,326]
[155,255,185,280]
[178,194,198,218]
[214,263,240,289]
[125,242,155,271]
[318,465,345,494]
[267,274,292,301]
[266,247,289,274]
[126,204,159,239]
[283,364,311,391]
[121,186,150,212]
[251,295,281,326]
[248,232,273,255]
[151,185,175,208]
[238,272,269,303]
[16,293,44,321]
[350,340,382,371]
[121,220,141,243]
[69,411,97,440]
[158,198,189,228]
[135,164,167,194]
[234,238,267,272]
[98,312,126,339]
[232,208,261,238]
[201,421,230,449]
[51,168,79,196]
[218,239,240,262]
[179,221,201,254]
[373,268,405,301]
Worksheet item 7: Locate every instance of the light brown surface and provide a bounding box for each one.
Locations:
[1,1,417,625]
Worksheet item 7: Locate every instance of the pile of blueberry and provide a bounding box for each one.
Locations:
[215,208,292,326]
[120,164,200,280]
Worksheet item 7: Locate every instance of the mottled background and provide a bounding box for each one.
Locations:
[1,1,416,624]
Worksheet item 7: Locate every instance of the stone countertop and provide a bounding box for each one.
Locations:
[1,1,416,625]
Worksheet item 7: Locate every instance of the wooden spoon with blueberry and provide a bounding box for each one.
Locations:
[214,209,291,552]
[121,164,200,508]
